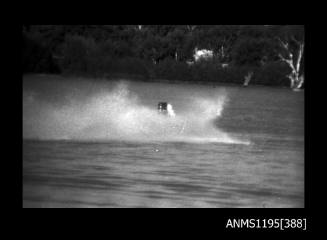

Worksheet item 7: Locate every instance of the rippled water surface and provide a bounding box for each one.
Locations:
[23,75,304,208]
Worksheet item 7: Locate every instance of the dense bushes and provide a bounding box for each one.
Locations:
[153,59,190,81]
[22,32,292,87]
[23,25,304,87]
[57,35,150,79]
[152,60,291,87]
[22,33,59,73]
[253,62,290,87]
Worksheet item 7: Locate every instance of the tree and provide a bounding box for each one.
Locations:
[206,25,240,63]
[59,35,97,74]
[23,25,304,87]
[232,36,274,86]
[276,25,304,90]
[167,27,190,61]
[22,29,59,73]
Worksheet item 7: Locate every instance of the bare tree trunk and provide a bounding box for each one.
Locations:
[278,38,304,91]
[294,74,304,90]
[243,71,253,87]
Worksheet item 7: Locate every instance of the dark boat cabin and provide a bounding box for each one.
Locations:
[158,102,168,115]
[158,102,176,117]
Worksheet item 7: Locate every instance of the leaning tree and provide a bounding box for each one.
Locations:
[275,25,304,90]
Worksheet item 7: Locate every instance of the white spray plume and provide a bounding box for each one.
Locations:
[23,81,248,144]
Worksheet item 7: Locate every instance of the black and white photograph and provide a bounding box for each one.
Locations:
[22,25,304,208]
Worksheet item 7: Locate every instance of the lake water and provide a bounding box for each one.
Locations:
[23,75,304,208]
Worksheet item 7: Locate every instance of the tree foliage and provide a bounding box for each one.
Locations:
[22,25,304,87]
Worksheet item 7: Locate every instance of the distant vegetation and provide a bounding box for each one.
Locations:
[22,25,304,88]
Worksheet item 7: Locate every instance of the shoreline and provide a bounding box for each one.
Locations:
[23,73,297,90]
